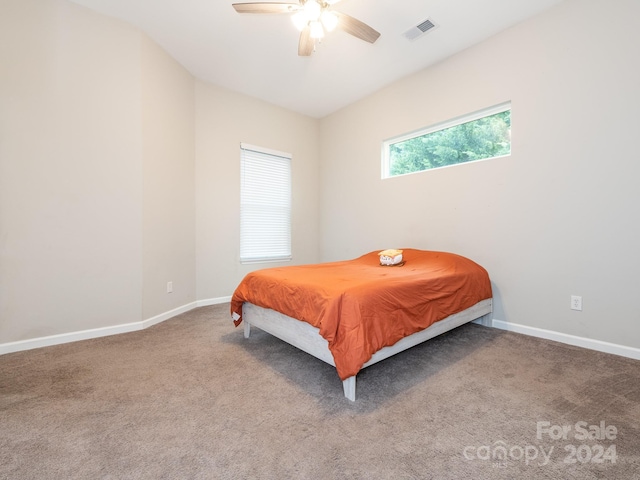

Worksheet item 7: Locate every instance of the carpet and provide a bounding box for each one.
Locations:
[1,304,639,479]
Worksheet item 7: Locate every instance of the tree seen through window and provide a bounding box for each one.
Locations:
[388,109,511,177]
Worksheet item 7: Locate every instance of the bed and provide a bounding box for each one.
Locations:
[231,249,492,401]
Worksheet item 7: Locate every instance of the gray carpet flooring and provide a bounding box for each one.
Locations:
[1,303,639,479]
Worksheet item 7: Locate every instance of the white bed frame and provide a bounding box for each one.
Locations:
[242,298,492,401]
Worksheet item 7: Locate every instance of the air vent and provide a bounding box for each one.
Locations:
[403,18,437,41]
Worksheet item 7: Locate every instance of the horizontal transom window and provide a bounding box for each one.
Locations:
[382,102,511,178]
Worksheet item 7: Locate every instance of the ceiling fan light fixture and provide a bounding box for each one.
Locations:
[232,0,381,56]
[303,0,321,21]
[320,10,338,32]
[291,11,308,31]
[309,20,324,39]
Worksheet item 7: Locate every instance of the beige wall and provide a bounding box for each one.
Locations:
[319,0,640,349]
[141,36,196,319]
[195,81,320,301]
[0,0,318,346]
[0,0,143,342]
[3,0,637,355]
[0,0,196,343]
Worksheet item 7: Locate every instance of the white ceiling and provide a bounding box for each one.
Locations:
[68,0,564,118]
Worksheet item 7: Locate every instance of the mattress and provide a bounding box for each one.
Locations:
[231,249,492,380]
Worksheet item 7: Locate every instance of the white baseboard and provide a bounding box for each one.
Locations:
[197,296,232,307]
[0,320,147,356]
[141,301,199,330]
[0,296,232,356]
[7,302,638,364]
[490,318,640,361]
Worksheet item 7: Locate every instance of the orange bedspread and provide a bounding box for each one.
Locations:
[230,249,492,380]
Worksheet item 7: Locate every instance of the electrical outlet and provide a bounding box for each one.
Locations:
[570,295,582,311]
[167,281,173,294]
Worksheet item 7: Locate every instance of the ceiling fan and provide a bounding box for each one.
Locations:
[232,1,381,56]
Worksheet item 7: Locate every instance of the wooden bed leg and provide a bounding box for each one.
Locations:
[342,376,356,402]
[479,312,492,327]
[244,321,251,339]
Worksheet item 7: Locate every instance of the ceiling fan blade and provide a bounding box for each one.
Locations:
[298,27,314,56]
[232,2,299,14]
[335,12,380,43]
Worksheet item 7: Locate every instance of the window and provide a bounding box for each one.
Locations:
[240,143,292,263]
[382,102,511,178]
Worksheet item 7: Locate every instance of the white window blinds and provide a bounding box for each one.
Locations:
[240,143,292,263]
